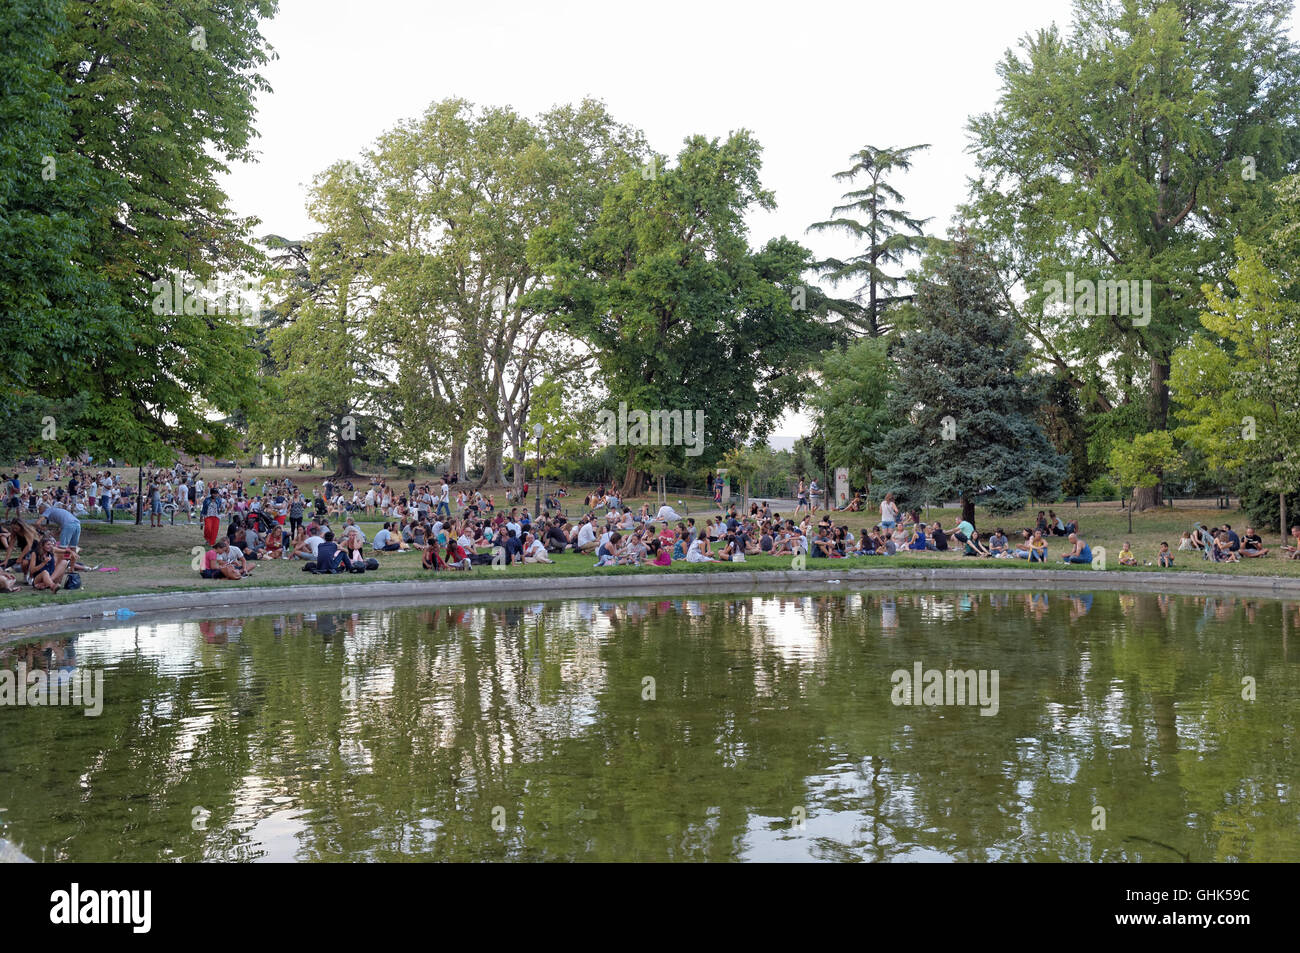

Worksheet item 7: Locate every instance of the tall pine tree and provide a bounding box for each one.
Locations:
[807,144,930,337]
[872,238,1065,523]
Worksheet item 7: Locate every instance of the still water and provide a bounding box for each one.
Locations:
[1,589,1297,862]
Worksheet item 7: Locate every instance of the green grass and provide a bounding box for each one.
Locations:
[3,488,1297,612]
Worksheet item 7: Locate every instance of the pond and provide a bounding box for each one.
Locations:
[0,589,1297,862]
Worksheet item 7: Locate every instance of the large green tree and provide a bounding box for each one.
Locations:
[807,144,931,337]
[530,131,839,497]
[1172,237,1300,536]
[358,98,646,489]
[871,239,1066,523]
[967,0,1300,506]
[254,161,389,478]
[5,0,280,462]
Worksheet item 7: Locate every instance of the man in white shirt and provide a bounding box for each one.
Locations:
[294,532,325,560]
[655,503,682,523]
[523,533,553,564]
[574,519,598,553]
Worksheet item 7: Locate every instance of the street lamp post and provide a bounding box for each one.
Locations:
[533,423,543,518]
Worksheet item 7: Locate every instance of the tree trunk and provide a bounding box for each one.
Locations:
[1282,492,1288,543]
[481,429,505,487]
[447,434,465,480]
[1134,484,1161,511]
[511,439,525,498]
[961,496,975,526]
[619,448,645,499]
[333,440,363,479]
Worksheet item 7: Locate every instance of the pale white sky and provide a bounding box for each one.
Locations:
[221,0,1295,445]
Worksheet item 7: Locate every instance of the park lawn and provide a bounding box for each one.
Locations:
[2,498,1296,612]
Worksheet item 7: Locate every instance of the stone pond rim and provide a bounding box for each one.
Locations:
[3,566,1299,640]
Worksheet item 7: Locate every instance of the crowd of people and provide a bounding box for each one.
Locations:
[7,455,1300,595]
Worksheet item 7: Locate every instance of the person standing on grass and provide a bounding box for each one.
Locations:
[880,492,899,533]
[201,487,223,546]
[149,481,162,527]
[289,492,305,537]
[36,501,81,551]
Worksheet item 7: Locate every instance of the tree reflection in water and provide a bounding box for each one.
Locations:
[0,590,1296,862]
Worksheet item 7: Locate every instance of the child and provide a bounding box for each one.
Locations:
[1118,541,1136,566]
[1177,531,1195,551]
[1157,541,1174,568]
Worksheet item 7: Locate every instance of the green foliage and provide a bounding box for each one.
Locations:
[34,0,280,461]
[1085,403,1150,471]
[531,131,839,478]
[1171,230,1300,532]
[526,376,595,480]
[809,338,893,488]
[1108,430,1181,491]
[871,239,1066,515]
[1084,475,1119,502]
[966,0,1300,432]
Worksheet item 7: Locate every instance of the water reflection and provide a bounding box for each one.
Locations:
[0,590,1297,862]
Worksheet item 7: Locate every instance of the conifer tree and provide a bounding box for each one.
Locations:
[807,144,930,337]
[872,239,1066,523]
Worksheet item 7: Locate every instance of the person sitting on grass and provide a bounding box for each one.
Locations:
[344,532,368,570]
[1061,533,1092,564]
[594,532,622,567]
[963,531,993,557]
[1213,531,1240,563]
[951,517,974,547]
[1118,541,1137,566]
[314,531,344,574]
[30,537,73,591]
[685,533,714,563]
[265,527,286,560]
[989,528,1009,556]
[445,536,471,570]
[372,522,404,553]
[523,532,554,564]
[650,538,672,566]
[928,520,950,552]
[200,539,244,580]
[572,517,598,554]
[1178,531,1196,551]
[1158,541,1174,568]
[908,524,929,552]
[1190,524,1215,552]
[1284,525,1300,559]
[1240,526,1268,558]
[422,539,447,570]
[810,526,836,558]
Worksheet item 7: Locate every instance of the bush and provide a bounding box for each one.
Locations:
[1085,476,1118,501]
[1234,466,1300,535]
